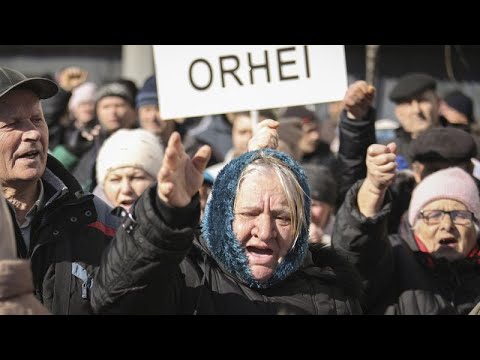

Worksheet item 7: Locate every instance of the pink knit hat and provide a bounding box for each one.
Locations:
[408,167,480,226]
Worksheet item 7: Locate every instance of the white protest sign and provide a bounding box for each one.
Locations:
[153,45,347,119]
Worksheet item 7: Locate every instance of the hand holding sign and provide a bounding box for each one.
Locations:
[154,45,347,120]
[248,119,280,151]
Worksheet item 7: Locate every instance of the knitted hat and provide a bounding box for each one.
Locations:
[408,167,480,226]
[444,90,474,123]
[94,81,135,107]
[136,75,158,108]
[96,129,164,188]
[202,149,311,289]
[68,82,97,112]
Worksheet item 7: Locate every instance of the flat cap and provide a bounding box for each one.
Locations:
[410,127,477,163]
[389,73,437,103]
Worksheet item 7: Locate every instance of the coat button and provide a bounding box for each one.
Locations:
[70,216,78,223]
[53,230,59,236]
[85,210,92,217]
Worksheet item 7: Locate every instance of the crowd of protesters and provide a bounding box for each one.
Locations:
[2,62,480,315]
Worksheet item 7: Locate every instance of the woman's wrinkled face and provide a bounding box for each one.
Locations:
[103,167,154,211]
[414,199,478,261]
[232,171,294,282]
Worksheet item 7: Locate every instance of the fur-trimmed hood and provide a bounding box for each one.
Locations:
[201,149,311,289]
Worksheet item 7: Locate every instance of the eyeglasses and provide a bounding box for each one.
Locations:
[420,210,475,226]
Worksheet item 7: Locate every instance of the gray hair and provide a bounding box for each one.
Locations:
[234,155,307,248]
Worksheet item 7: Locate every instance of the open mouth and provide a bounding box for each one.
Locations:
[246,246,273,257]
[18,150,39,159]
[439,238,457,248]
[119,200,135,209]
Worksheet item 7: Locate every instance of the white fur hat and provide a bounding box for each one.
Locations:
[96,129,164,188]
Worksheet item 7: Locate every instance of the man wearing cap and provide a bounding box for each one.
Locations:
[336,75,442,206]
[388,73,441,165]
[70,80,138,192]
[0,66,120,314]
[338,74,441,176]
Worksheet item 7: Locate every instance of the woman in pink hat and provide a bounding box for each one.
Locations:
[333,141,480,315]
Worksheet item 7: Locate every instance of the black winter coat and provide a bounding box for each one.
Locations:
[337,109,416,234]
[333,180,480,315]
[92,186,363,315]
[10,155,120,314]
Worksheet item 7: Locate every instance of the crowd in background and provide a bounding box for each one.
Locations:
[2,62,480,315]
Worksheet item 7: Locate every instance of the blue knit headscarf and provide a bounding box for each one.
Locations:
[201,149,311,289]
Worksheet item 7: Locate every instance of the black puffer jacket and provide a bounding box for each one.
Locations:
[337,108,376,209]
[9,155,120,315]
[337,109,416,234]
[71,130,108,192]
[333,180,480,315]
[92,186,362,315]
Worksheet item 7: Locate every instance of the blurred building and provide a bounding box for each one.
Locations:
[0,45,154,87]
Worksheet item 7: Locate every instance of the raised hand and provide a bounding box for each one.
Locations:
[358,142,397,217]
[248,119,280,151]
[365,142,397,192]
[157,132,211,208]
[343,81,375,120]
[57,66,89,92]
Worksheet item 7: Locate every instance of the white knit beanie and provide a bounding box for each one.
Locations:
[68,82,97,112]
[96,129,164,188]
[408,167,480,226]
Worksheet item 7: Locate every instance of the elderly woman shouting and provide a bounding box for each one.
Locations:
[91,120,362,315]
[333,141,480,314]
[93,128,164,213]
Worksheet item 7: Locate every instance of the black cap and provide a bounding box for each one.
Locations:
[410,127,477,163]
[302,164,337,207]
[0,66,58,100]
[389,73,437,103]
